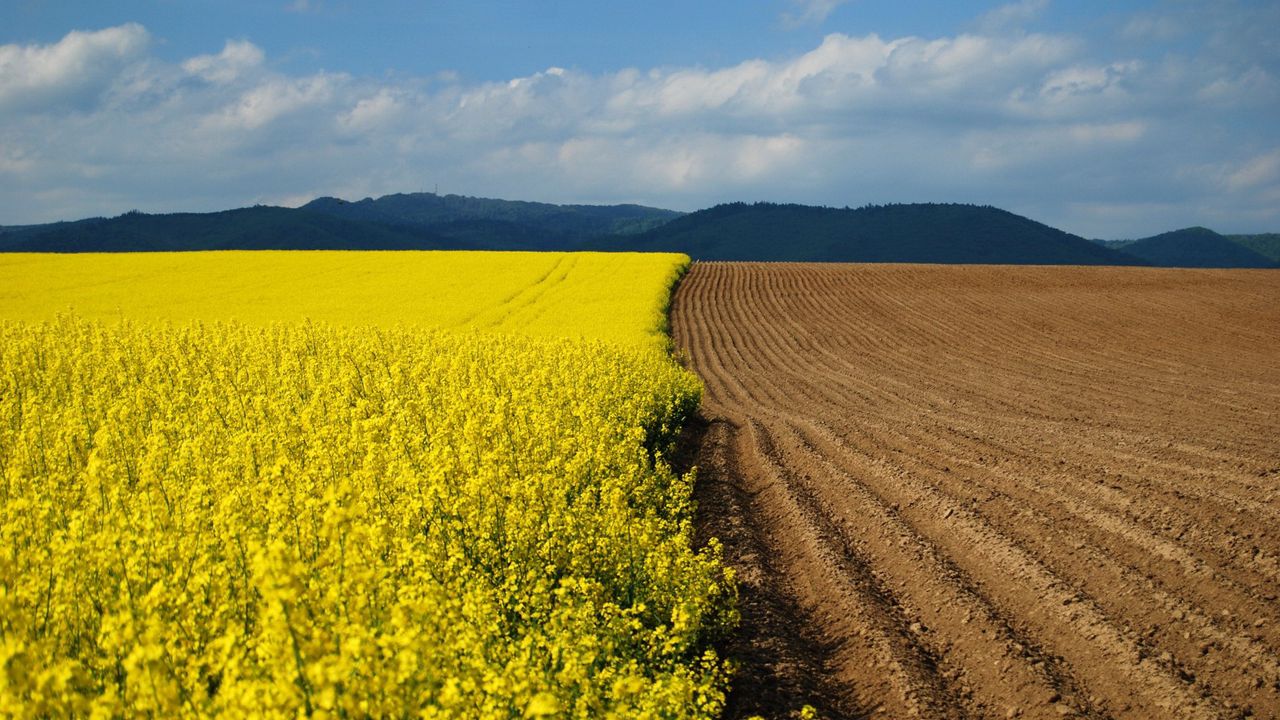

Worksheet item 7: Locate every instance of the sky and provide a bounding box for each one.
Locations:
[1,0,1278,237]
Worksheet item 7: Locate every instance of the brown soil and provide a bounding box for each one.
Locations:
[672,263,1280,720]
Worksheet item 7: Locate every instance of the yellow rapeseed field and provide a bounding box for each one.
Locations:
[0,251,685,348]
[0,252,733,718]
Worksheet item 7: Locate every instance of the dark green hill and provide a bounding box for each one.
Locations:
[0,194,683,253]
[0,207,452,252]
[5,196,1273,267]
[1226,234,1280,263]
[302,192,682,247]
[0,220,93,249]
[1119,227,1278,268]
[590,202,1146,265]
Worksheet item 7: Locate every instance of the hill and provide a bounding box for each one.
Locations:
[1118,227,1278,268]
[1226,233,1280,264]
[4,196,1274,268]
[0,206,454,253]
[591,202,1146,265]
[301,193,682,248]
[1,194,683,253]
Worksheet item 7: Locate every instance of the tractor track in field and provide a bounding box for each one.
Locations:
[672,262,1280,719]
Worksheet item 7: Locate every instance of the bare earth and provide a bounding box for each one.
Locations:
[671,262,1280,719]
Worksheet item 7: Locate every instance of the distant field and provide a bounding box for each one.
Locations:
[0,251,685,347]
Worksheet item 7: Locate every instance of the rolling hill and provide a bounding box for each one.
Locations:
[1226,233,1280,264]
[4,195,1275,268]
[301,193,682,249]
[0,206,453,253]
[590,202,1146,265]
[1113,227,1278,268]
[0,193,683,254]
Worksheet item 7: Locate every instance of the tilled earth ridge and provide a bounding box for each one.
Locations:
[672,262,1280,720]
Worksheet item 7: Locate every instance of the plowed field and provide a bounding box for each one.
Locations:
[672,262,1280,719]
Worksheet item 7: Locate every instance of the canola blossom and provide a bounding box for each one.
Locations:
[0,252,733,717]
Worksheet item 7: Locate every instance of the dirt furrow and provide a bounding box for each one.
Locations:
[743,417,963,718]
[675,262,1280,719]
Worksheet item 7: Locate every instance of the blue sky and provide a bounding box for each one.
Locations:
[2,0,1278,236]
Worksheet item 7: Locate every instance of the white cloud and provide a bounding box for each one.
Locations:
[875,32,1073,96]
[182,40,265,84]
[597,32,1072,124]
[209,75,337,131]
[339,89,405,133]
[1030,60,1141,111]
[782,0,850,27]
[545,133,809,191]
[1,9,1278,238]
[0,23,149,113]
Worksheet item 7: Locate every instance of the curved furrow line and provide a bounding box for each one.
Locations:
[689,263,777,414]
[1062,443,1280,508]
[674,265,757,412]
[742,417,965,719]
[689,416,870,718]
[714,266,822,412]
[707,267,805,413]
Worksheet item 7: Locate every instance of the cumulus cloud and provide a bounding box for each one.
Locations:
[599,32,1073,126]
[205,75,337,132]
[0,23,149,113]
[338,89,405,134]
[2,5,1279,237]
